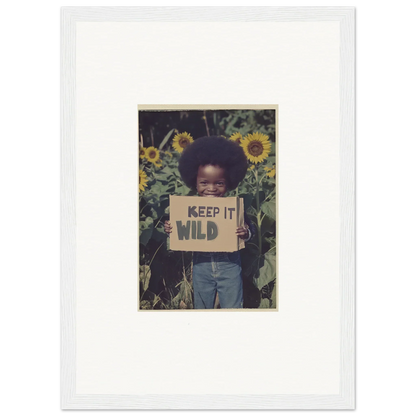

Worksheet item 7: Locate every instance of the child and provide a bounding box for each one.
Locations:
[164,136,255,309]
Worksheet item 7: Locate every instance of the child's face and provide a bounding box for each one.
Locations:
[196,164,227,197]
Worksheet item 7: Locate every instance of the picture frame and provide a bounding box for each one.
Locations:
[61,6,355,409]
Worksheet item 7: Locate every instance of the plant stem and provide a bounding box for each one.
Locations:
[148,242,164,270]
[259,172,268,186]
[247,241,260,250]
[266,245,276,253]
[140,241,165,299]
[255,165,262,255]
[263,188,276,203]
[203,111,210,136]
[140,202,148,214]
[154,214,165,229]
[182,252,186,280]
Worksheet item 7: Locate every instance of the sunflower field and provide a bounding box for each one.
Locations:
[139,109,277,309]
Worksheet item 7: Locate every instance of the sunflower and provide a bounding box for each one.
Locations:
[248,165,255,171]
[145,146,160,165]
[139,147,147,159]
[154,159,162,168]
[265,165,276,178]
[139,169,148,192]
[241,132,271,164]
[164,150,173,159]
[229,132,243,144]
[172,132,193,153]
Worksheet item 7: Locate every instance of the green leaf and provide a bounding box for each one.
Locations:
[152,226,167,243]
[139,265,151,292]
[159,129,175,150]
[264,235,276,247]
[271,283,277,309]
[240,193,254,211]
[253,251,276,290]
[266,155,276,165]
[153,171,172,184]
[261,200,276,221]
[175,184,192,196]
[259,298,271,308]
[140,300,152,310]
[145,182,174,203]
[140,217,154,246]
[159,166,174,176]
[149,207,159,219]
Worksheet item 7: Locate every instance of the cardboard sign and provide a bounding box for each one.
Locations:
[169,195,245,252]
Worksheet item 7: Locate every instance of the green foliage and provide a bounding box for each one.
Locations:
[219,109,276,142]
[139,109,277,310]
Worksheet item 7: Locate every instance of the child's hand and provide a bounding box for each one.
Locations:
[164,220,173,235]
[236,226,249,240]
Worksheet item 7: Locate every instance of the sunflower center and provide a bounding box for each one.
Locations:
[248,141,263,156]
[148,150,156,159]
[179,138,189,148]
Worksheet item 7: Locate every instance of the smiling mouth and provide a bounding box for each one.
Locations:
[204,193,220,197]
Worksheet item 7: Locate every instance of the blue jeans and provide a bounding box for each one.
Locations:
[192,251,243,309]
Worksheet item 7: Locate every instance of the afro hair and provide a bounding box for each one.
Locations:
[178,136,248,191]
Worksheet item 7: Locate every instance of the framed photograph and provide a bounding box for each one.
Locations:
[61,7,355,409]
[138,106,278,311]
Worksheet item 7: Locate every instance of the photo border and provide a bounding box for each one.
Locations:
[137,104,279,312]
